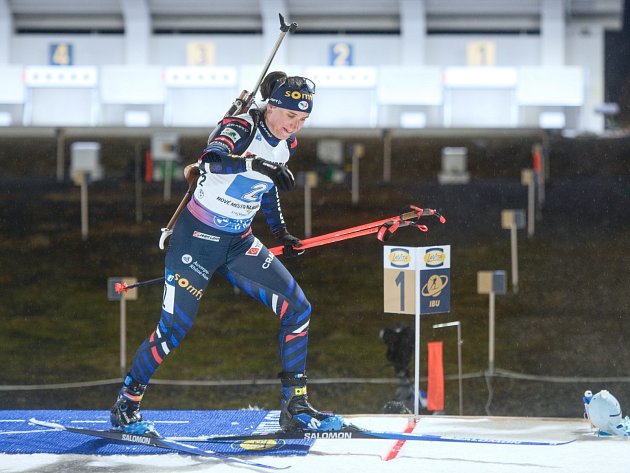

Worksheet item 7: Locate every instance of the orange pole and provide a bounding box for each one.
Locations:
[427,341,445,412]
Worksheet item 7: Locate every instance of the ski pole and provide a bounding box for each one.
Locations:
[114,277,164,294]
[270,205,446,256]
[118,206,446,291]
[158,14,298,250]
[288,206,443,246]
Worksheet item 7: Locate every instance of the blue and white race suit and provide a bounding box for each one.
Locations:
[127,107,311,384]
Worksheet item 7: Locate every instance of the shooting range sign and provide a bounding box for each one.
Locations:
[384,246,451,315]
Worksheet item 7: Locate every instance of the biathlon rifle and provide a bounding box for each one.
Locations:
[158,14,298,250]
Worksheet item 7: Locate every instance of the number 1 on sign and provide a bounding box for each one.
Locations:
[395,271,405,312]
[384,267,415,315]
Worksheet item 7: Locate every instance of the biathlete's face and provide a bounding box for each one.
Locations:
[265,104,310,140]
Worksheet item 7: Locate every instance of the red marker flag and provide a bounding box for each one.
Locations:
[427,341,444,412]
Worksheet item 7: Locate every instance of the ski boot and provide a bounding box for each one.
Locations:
[279,372,345,432]
[110,374,155,434]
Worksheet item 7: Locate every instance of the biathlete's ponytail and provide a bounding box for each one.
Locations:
[260,71,287,101]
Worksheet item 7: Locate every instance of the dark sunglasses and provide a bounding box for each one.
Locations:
[278,76,316,94]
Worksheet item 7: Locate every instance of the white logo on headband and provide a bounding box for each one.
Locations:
[298,100,309,111]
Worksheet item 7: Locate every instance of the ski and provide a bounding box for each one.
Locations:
[172,424,575,446]
[29,418,288,471]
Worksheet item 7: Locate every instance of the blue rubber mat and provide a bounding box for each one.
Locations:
[0,410,312,456]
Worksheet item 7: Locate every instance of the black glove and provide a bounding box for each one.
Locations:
[249,156,295,191]
[274,229,304,257]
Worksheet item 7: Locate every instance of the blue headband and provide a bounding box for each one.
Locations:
[268,79,315,113]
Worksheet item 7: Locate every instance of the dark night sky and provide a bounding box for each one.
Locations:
[604,0,630,125]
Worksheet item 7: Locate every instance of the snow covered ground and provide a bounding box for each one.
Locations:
[2,414,627,472]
